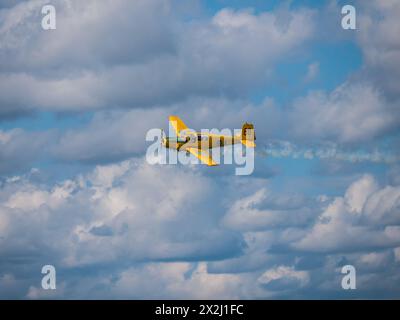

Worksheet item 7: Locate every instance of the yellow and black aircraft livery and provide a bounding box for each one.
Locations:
[162,116,256,166]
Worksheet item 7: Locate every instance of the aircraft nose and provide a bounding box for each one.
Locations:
[160,129,167,147]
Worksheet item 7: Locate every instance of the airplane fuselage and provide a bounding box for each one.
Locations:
[163,133,241,151]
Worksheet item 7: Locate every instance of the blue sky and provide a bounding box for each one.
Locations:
[1,0,400,299]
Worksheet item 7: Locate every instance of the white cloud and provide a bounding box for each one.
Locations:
[0,0,176,71]
[0,159,243,270]
[289,82,395,143]
[257,0,400,146]
[258,265,309,290]
[344,174,378,213]
[53,108,168,162]
[223,188,315,231]
[1,1,400,300]
[26,283,65,299]
[108,262,246,299]
[1,159,400,298]
[358,251,392,269]
[0,1,315,113]
[5,179,75,210]
[357,0,400,98]
[294,175,400,252]
[362,185,400,225]
[0,128,52,174]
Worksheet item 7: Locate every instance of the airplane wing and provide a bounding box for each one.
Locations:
[187,148,218,166]
[169,115,194,138]
[241,140,256,148]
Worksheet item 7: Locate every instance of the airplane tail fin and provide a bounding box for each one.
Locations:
[169,115,188,136]
[240,122,256,147]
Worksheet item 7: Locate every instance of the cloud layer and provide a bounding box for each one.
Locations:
[1,160,400,298]
[0,0,315,115]
[0,0,400,299]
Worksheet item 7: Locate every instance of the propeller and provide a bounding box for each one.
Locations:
[160,129,167,147]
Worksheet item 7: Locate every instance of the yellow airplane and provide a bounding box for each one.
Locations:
[161,116,256,166]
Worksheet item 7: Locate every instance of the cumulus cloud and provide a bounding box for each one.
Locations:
[222,188,316,231]
[0,96,279,176]
[258,265,309,291]
[53,108,168,163]
[0,157,400,298]
[0,159,244,270]
[0,0,176,72]
[26,282,66,299]
[46,97,279,166]
[0,158,253,298]
[1,0,400,300]
[0,128,53,174]
[294,175,400,253]
[289,82,396,143]
[0,0,315,114]
[291,0,400,149]
[357,0,400,99]
[105,262,247,299]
